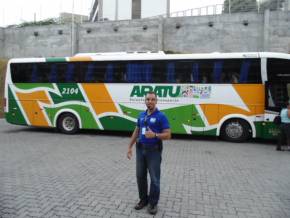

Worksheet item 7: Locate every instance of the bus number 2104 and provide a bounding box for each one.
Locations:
[61,88,79,95]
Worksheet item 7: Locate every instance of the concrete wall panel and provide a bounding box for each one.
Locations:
[0,11,290,58]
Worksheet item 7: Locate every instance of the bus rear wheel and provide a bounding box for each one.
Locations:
[57,113,79,134]
[220,119,251,142]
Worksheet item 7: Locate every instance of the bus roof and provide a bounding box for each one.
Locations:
[8,52,290,63]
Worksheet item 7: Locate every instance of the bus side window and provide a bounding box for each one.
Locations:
[113,62,125,83]
[231,73,239,83]
[199,60,212,83]
[220,59,242,84]
[176,61,192,83]
[65,63,75,83]
[245,59,261,83]
[166,62,175,83]
[142,62,153,83]
[84,62,102,83]
[11,63,31,83]
[213,61,223,83]
[151,61,166,83]
[32,63,52,83]
[239,60,250,83]
[81,63,95,83]
[30,64,38,83]
[48,64,57,83]
[105,63,114,83]
[126,62,153,83]
[191,63,199,83]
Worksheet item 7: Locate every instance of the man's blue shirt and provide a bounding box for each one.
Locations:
[281,108,290,123]
[137,108,170,145]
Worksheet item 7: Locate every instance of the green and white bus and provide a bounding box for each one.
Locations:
[4,51,290,141]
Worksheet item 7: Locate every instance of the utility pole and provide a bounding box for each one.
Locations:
[98,0,103,21]
[167,0,170,17]
[71,0,75,55]
[115,0,119,21]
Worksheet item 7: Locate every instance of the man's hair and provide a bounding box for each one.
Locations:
[146,91,157,98]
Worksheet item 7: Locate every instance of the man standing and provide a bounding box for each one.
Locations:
[127,91,171,215]
[276,102,290,151]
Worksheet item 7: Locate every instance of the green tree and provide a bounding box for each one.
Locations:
[223,0,258,13]
[17,18,58,28]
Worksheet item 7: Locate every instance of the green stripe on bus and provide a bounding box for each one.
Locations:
[119,104,141,119]
[5,87,27,125]
[14,83,54,90]
[46,58,66,62]
[100,116,136,131]
[163,105,205,134]
[50,84,85,104]
[45,104,99,129]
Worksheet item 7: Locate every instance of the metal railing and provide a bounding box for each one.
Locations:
[147,0,289,19]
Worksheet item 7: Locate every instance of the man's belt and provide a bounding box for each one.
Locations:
[137,142,160,151]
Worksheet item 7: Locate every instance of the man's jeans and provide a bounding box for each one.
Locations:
[136,145,162,206]
[278,123,290,148]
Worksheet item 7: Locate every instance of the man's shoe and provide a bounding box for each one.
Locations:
[134,200,148,210]
[147,204,158,215]
[276,147,282,151]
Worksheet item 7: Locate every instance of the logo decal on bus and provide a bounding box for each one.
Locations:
[180,85,211,99]
[130,85,180,98]
[130,85,211,99]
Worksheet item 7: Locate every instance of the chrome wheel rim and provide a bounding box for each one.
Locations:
[225,122,243,139]
[62,117,75,132]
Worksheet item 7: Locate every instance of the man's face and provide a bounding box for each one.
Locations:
[145,93,157,110]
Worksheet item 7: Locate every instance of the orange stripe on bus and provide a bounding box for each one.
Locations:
[233,84,265,111]
[202,84,265,125]
[69,57,93,62]
[81,84,118,115]
[202,104,254,125]
[16,91,51,127]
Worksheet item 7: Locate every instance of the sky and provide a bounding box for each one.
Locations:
[0,0,224,27]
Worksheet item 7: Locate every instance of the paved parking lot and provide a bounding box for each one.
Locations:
[0,119,290,218]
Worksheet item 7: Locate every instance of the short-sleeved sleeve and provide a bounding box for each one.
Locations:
[137,112,143,128]
[137,117,140,128]
[159,113,170,130]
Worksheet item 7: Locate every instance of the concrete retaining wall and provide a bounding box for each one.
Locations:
[0,11,290,58]
[0,28,4,55]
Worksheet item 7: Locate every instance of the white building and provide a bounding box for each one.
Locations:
[89,0,168,21]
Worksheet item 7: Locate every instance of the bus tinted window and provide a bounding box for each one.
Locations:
[218,59,261,83]
[266,58,290,109]
[195,59,261,84]
[152,61,166,83]
[83,62,106,82]
[175,61,192,83]
[11,63,35,83]
[10,58,261,84]
[267,58,290,81]
[126,61,153,83]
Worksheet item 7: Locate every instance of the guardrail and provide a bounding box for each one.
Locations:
[147,1,288,19]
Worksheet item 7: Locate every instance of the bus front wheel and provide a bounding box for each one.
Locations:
[57,113,79,134]
[220,119,251,142]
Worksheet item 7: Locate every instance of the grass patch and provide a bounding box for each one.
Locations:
[0,59,7,118]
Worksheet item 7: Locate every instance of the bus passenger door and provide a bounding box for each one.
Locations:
[263,81,289,139]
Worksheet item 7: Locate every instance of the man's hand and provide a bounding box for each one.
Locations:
[145,127,155,139]
[127,148,133,160]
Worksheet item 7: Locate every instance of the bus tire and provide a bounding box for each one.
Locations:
[220,119,251,142]
[57,113,79,134]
